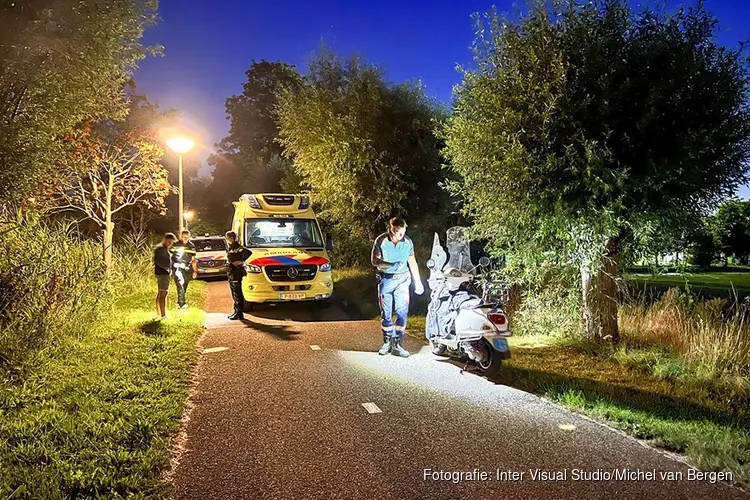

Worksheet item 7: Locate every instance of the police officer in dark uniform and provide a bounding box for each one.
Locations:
[170,230,198,309]
[225,230,252,320]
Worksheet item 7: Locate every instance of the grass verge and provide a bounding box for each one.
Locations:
[0,275,206,499]
[334,266,750,488]
[502,336,749,487]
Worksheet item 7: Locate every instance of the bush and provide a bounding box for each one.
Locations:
[513,283,582,339]
[328,230,372,269]
[0,210,104,373]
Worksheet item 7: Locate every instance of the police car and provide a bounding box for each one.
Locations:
[192,234,228,278]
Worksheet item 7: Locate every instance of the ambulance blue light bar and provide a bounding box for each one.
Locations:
[246,195,261,209]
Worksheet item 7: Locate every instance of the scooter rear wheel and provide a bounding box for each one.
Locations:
[477,339,502,377]
[429,339,447,356]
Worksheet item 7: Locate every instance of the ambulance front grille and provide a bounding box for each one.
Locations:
[265,265,318,282]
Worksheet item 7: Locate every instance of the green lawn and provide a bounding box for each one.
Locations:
[626,271,750,299]
[0,277,206,499]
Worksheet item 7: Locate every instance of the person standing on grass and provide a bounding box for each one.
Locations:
[225,230,252,320]
[170,230,199,309]
[371,216,424,357]
[154,232,177,320]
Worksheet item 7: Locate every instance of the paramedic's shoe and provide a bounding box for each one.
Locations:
[378,337,392,355]
[179,303,188,309]
[228,313,243,321]
[391,337,410,358]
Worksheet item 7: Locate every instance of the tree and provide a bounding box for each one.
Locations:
[689,216,720,268]
[277,49,447,239]
[714,199,750,264]
[52,92,172,274]
[0,0,160,202]
[206,60,302,223]
[443,0,750,341]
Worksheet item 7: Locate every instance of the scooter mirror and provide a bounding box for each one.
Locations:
[479,256,491,268]
[426,258,436,270]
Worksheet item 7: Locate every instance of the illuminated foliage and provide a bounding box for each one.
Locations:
[444,0,750,340]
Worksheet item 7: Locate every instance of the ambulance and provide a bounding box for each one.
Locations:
[230,193,334,309]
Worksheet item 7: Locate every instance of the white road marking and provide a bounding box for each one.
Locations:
[559,424,576,431]
[361,402,382,414]
[203,347,229,353]
[310,345,322,351]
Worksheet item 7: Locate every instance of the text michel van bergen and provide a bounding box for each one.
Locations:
[423,468,733,484]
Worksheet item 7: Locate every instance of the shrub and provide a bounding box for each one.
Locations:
[0,210,104,374]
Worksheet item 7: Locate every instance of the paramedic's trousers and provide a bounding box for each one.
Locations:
[378,271,411,339]
[173,267,191,307]
[229,278,245,315]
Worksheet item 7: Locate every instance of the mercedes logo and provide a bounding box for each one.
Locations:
[287,267,299,278]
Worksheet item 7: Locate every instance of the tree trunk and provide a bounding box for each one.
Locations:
[581,237,620,342]
[103,173,114,277]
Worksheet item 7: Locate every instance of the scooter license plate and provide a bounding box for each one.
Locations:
[280,292,306,300]
[493,338,509,352]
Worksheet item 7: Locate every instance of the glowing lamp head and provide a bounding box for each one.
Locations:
[166,137,195,154]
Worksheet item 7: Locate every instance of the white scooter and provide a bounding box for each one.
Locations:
[425,227,512,376]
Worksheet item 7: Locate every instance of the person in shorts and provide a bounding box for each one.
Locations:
[154,232,177,320]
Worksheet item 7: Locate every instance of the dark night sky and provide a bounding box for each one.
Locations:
[135,0,750,197]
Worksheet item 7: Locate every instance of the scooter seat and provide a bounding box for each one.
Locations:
[476,302,500,309]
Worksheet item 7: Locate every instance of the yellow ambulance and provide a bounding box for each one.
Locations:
[230,193,334,309]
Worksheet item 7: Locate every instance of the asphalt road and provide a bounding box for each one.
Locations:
[172,280,748,500]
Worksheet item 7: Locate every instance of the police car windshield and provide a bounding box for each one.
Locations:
[195,239,226,252]
[244,219,324,248]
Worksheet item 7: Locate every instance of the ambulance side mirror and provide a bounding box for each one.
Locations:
[325,233,334,252]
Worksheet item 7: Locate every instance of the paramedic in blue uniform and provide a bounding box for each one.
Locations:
[371,216,424,357]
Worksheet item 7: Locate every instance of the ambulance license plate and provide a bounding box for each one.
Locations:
[280,292,305,300]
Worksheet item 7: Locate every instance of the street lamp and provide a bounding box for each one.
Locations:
[184,210,195,230]
[166,137,195,234]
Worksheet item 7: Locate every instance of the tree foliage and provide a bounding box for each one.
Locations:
[51,92,172,273]
[715,199,750,264]
[206,60,302,225]
[0,0,161,202]
[278,49,447,238]
[444,0,750,340]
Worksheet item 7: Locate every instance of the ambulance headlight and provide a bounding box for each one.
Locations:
[245,264,262,274]
[319,262,331,272]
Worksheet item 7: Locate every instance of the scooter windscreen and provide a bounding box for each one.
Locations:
[446,226,476,273]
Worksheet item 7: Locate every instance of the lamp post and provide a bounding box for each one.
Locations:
[166,137,195,234]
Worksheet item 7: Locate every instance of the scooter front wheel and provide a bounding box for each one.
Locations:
[476,339,503,377]
[429,339,447,356]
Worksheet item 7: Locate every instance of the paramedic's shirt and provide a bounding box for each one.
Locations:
[372,232,414,275]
